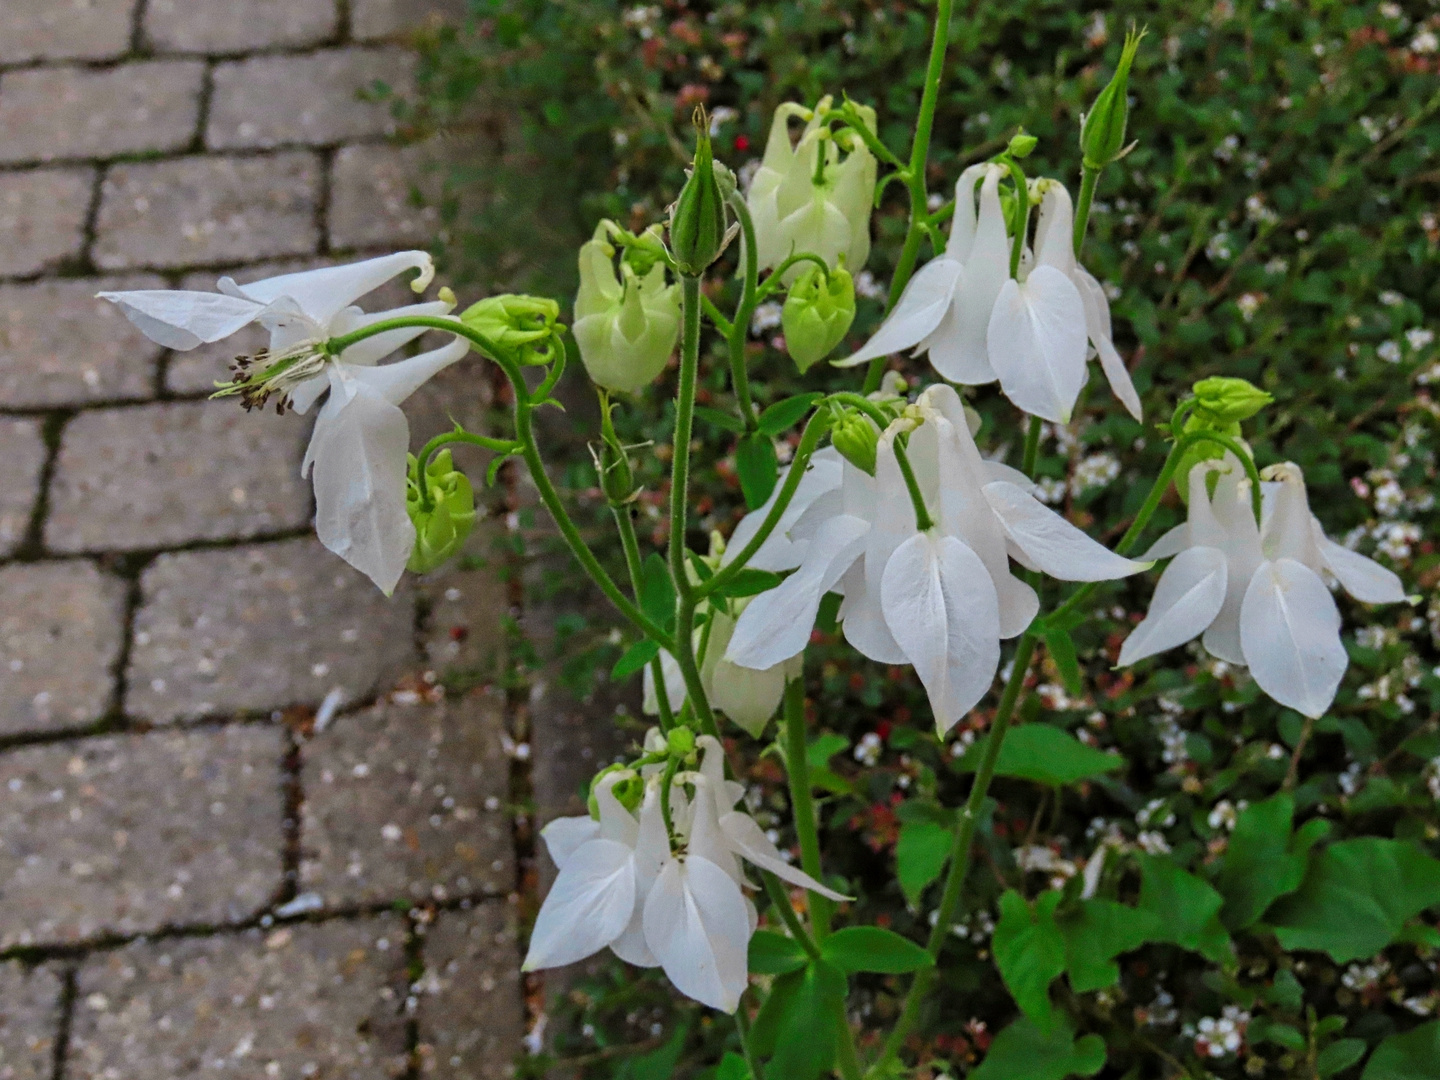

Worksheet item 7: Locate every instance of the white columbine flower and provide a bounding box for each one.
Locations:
[99,253,468,595]
[838,172,1142,423]
[1119,458,1406,718]
[725,385,1146,731]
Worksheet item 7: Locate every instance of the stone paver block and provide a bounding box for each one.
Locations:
[418,905,523,1079]
[0,726,285,948]
[68,916,409,1080]
[94,153,320,270]
[0,0,135,65]
[126,538,416,723]
[300,697,512,907]
[352,0,468,41]
[0,276,165,408]
[45,400,311,554]
[417,521,509,678]
[0,167,93,279]
[0,561,126,737]
[330,143,441,250]
[143,0,339,54]
[0,62,204,166]
[0,962,63,1080]
[0,418,45,558]
[208,48,414,151]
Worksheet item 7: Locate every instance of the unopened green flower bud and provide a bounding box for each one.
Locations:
[782,265,856,372]
[592,391,637,505]
[574,221,681,393]
[669,108,729,276]
[459,293,563,365]
[620,224,668,278]
[1007,131,1039,159]
[405,450,477,573]
[1081,26,1145,171]
[666,727,696,758]
[587,764,643,818]
[831,408,879,477]
[1191,376,1273,424]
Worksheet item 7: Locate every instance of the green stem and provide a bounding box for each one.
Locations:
[1004,159,1030,279]
[734,1001,766,1080]
[893,438,934,532]
[701,293,734,337]
[1021,415,1044,476]
[760,871,822,960]
[614,505,675,730]
[782,677,832,939]
[755,252,832,300]
[412,429,521,511]
[1073,165,1100,259]
[726,193,761,431]
[659,755,680,840]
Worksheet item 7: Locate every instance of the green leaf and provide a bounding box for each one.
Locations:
[736,433,779,509]
[1317,1039,1368,1077]
[1214,793,1326,931]
[970,1016,1106,1080]
[1265,969,1305,1012]
[1269,838,1440,962]
[757,392,822,436]
[751,961,845,1080]
[820,926,934,974]
[614,1022,688,1080]
[992,890,1067,1028]
[748,929,808,975]
[1044,629,1084,697]
[1264,1024,1307,1051]
[1057,898,1162,993]
[712,1052,751,1080]
[896,816,953,907]
[611,638,660,680]
[1362,1021,1440,1080]
[1136,854,1232,963]
[695,405,746,433]
[714,568,782,598]
[639,554,676,632]
[953,725,1123,787]
[807,732,849,769]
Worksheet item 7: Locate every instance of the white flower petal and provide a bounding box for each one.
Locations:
[540,815,601,870]
[1118,546,1228,666]
[982,480,1148,581]
[642,647,687,717]
[833,257,961,367]
[643,856,751,1013]
[986,267,1089,423]
[1034,184,1077,277]
[839,563,908,663]
[523,838,637,970]
[723,449,843,572]
[945,164,988,261]
[1318,534,1406,604]
[1240,559,1347,719]
[226,251,435,327]
[718,811,851,901]
[333,301,458,367]
[928,168,1008,384]
[701,613,791,736]
[881,533,1002,734]
[1140,523,1190,562]
[345,335,470,407]
[96,289,263,350]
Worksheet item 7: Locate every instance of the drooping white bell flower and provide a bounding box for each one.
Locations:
[1119,459,1405,718]
[746,98,878,278]
[727,384,1147,731]
[98,253,469,595]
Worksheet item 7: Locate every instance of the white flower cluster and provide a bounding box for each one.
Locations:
[1189,1006,1249,1058]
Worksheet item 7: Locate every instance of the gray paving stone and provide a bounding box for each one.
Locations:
[0,418,45,558]
[0,167,93,279]
[0,62,204,167]
[44,400,311,554]
[299,697,512,907]
[0,726,285,949]
[126,538,416,724]
[351,0,468,41]
[0,276,165,408]
[93,153,321,270]
[68,916,410,1080]
[0,0,136,66]
[417,905,523,1079]
[207,48,414,151]
[0,962,63,1080]
[143,0,339,54]
[330,142,441,251]
[0,561,126,737]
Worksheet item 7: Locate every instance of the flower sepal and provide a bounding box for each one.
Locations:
[405,449,477,574]
[784,263,855,371]
[459,293,564,366]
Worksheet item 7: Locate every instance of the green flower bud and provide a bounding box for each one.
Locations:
[459,293,563,365]
[573,221,681,393]
[405,450,477,573]
[666,727,696,758]
[587,764,643,819]
[1080,26,1145,171]
[831,407,879,477]
[1191,376,1273,424]
[668,108,729,276]
[1007,131,1039,159]
[782,265,856,372]
[619,224,668,278]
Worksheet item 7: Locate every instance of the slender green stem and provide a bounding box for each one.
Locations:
[659,755,680,840]
[726,193,761,431]
[734,1000,766,1080]
[413,429,521,510]
[893,438,934,532]
[760,871,822,961]
[1021,415,1044,477]
[701,293,734,337]
[1004,159,1030,279]
[614,505,675,730]
[755,252,832,300]
[782,678,832,939]
[1180,431,1265,524]
[1073,165,1100,259]
[862,0,955,394]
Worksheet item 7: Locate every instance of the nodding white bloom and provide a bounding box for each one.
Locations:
[746,98,877,278]
[525,738,844,1013]
[838,172,1142,423]
[1119,459,1406,718]
[725,384,1147,731]
[98,253,468,595]
[573,222,681,393]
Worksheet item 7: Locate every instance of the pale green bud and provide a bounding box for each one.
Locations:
[1007,131,1039,159]
[782,265,856,372]
[831,408,879,477]
[1081,26,1145,171]
[666,727,696,757]
[573,221,682,393]
[587,764,643,818]
[405,450,477,573]
[669,108,729,276]
[459,293,563,365]
[1191,376,1273,424]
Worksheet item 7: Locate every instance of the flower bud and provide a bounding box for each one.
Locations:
[831,407,879,477]
[459,293,563,365]
[573,221,682,393]
[666,727,697,758]
[668,108,729,276]
[1080,26,1145,171]
[782,265,856,372]
[1191,376,1273,424]
[1007,131,1039,159]
[587,764,643,818]
[405,450,477,574]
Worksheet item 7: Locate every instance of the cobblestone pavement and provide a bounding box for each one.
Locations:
[0,2,526,1077]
